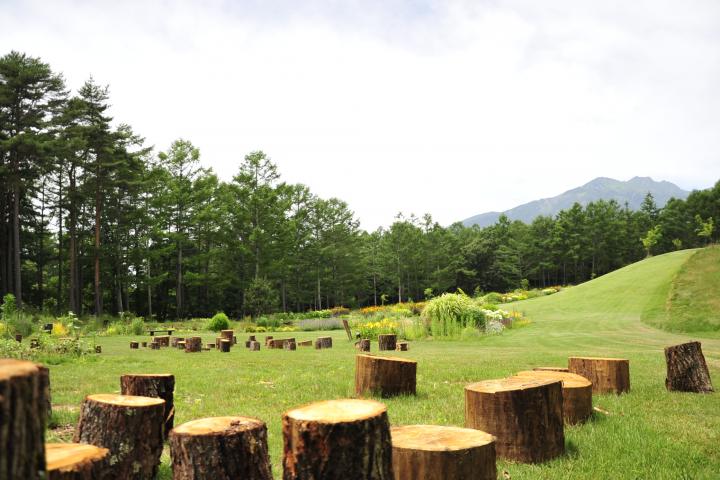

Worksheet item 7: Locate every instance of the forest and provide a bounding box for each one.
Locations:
[1,50,719,319]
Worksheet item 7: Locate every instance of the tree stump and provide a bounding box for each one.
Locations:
[264,336,274,346]
[245,341,251,348]
[130,341,139,349]
[149,343,159,350]
[378,334,397,351]
[171,337,184,348]
[391,425,496,480]
[215,337,223,349]
[396,342,408,352]
[221,330,235,344]
[249,341,261,351]
[74,394,165,479]
[270,338,295,349]
[169,416,273,480]
[568,357,630,394]
[207,343,216,349]
[121,374,176,437]
[298,340,312,347]
[15,333,22,342]
[220,339,232,352]
[357,339,371,352]
[45,443,111,480]
[156,335,170,347]
[177,341,187,350]
[284,341,297,351]
[233,336,238,345]
[355,354,417,397]
[0,359,47,479]
[95,345,102,353]
[465,377,564,463]
[282,399,393,479]
[314,336,332,349]
[533,367,569,372]
[141,341,148,348]
[665,341,714,393]
[248,335,257,342]
[38,364,52,420]
[185,337,202,353]
[513,370,593,424]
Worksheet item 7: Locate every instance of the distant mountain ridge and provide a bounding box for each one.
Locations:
[462,176,689,227]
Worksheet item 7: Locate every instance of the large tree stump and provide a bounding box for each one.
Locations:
[185,337,202,353]
[378,334,397,351]
[249,341,261,351]
[169,416,273,480]
[282,399,393,479]
[533,367,569,372]
[270,338,295,349]
[0,359,47,479]
[130,341,139,349]
[355,354,417,397]
[314,336,332,349]
[121,374,176,437]
[665,341,714,393]
[298,340,312,347]
[220,339,232,352]
[221,330,235,344]
[465,377,564,463]
[513,370,593,424]
[391,425,496,480]
[155,335,170,347]
[45,443,111,480]
[568,356,630,394]
[74,394,165,479]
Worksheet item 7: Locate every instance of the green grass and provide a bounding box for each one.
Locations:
[643,245,720,336]
[45,249,720,479]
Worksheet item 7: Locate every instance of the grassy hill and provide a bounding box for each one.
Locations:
[46,249,719,479]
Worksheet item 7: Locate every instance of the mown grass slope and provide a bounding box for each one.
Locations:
[47,249,720,479]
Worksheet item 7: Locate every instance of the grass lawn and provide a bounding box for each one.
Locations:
[46,249,720,479]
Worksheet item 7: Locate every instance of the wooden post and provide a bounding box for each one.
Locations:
[355,354,417,397]
[342,319,353,341]
[130,341,139,349]
[568,357,630,394]
[391,425,496,480]
[282,399,393,479]
[665,341,714,393]
[185,337,202,353]
[314,336,332,349]
[171,337,183,348]
[169,416,273,480]
[395,342,408,351]
[0,359,47,479]
[513,370,593,424]
[120,374,175,437]
[46,443,111,480]
[533,367,569,372]
[249,341,261,351]
[465,377,564,463]
[298,340,312,347]
[74,394,165,479]
[220,339,232,352]
[378,334,397,351]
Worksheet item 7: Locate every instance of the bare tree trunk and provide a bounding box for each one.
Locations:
[177,240,183,318]
[57,174,63,313]
[13,184,22,306]
[94,179,102,316]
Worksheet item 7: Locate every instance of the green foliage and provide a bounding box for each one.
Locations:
[130,317,145,335]
[642,225,662,256]
[244,278,278,318]
[422,293,486,338]
[207,312,230,332]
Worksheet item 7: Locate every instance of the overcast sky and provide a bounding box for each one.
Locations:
[3,0,719,229]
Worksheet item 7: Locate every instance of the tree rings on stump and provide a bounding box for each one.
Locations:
[355,354,417,397]
[282,398,393,479]
[249,341,261,351]
[568,356,630,394]
[665,341,714,393]
[513,370,592,424]
[465,377,564,463]
[220,339,232,352]
[185,337,202,353]
[314,336,332,349]
[0,359,47,479]
[391,425,496,480]
[378,334,397,351]
[120,374,176,437]
[177,341,187,350]
[169,416,273,480]
[74,394,165,479]
[45,442,110,480]
[533,367,569,372]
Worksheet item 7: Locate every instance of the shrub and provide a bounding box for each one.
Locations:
[422,293,487,338]
[357,318,399,340]
[482,292,503,304]
[51,322,69,337]
[130,317,145,335]
[330,306,350,317]
[256,316,281,329]
[207,312,230,332]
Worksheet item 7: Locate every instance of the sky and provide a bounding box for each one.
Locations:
[2,0,720,230]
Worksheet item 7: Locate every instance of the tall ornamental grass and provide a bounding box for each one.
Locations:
[422,293,486,338]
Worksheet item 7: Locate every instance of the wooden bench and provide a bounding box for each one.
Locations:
[147,328,175,336]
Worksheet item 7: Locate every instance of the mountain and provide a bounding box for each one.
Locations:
[461,176,690,227]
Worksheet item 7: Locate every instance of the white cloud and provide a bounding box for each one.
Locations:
[2,0,719,229]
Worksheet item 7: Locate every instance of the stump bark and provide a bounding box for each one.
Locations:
[215,337,223,349]
[15,334,22,342]
[378,334,397,351]
[282,398,393,479]
[171,337,183,348]
[220,339,232,352]
[284,341,297,351]
[130,341,139,349]
[465,377,564,463]
[264,336,274,346]
[149,343,159,350]
[38,364,52,420]
[391,425,496,480]
[0,359,47,479]
[169,416,273,480]
[357,339,371,352]
[120,374,176,437]
[248,335,257,342]
[156,335,170,347]
[395,342,408,352]
[94,345,102,353]
[665,341,714,393]
[513,370,593,424]
[355,354,417,397]
[45,443,111,480]
[220,330,235,344]
[270,338,295,349]
[74,394,165,479]
[185,337,202,353]
[568,356,630,394]
[297,340,312,347]
[141,341,148,348]
[314,336,332,349]
[533,367,569,372]
[249,341,261,351]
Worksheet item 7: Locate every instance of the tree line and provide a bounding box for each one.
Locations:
[1,51,718,319]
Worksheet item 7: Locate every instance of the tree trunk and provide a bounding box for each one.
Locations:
[378,334,397,351]
[282,399,393,479]
[355,354,416,397]
[176,239,183,319]
[94,180,102,317]
[45,443,111,480]
[465,377,564,463]
[514,370,593,424]
[170,416,273,480]
[120,374,176,437]
[220,339,232,352]
[0,359,47,479]
[220,330,235,343]
[13,184,22,306]
[568,357,630,394]
[391,425,496,480]
[314,337,332,349]
[185,337,202,353]
[664,342,714,393]
[74,394,165,479]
